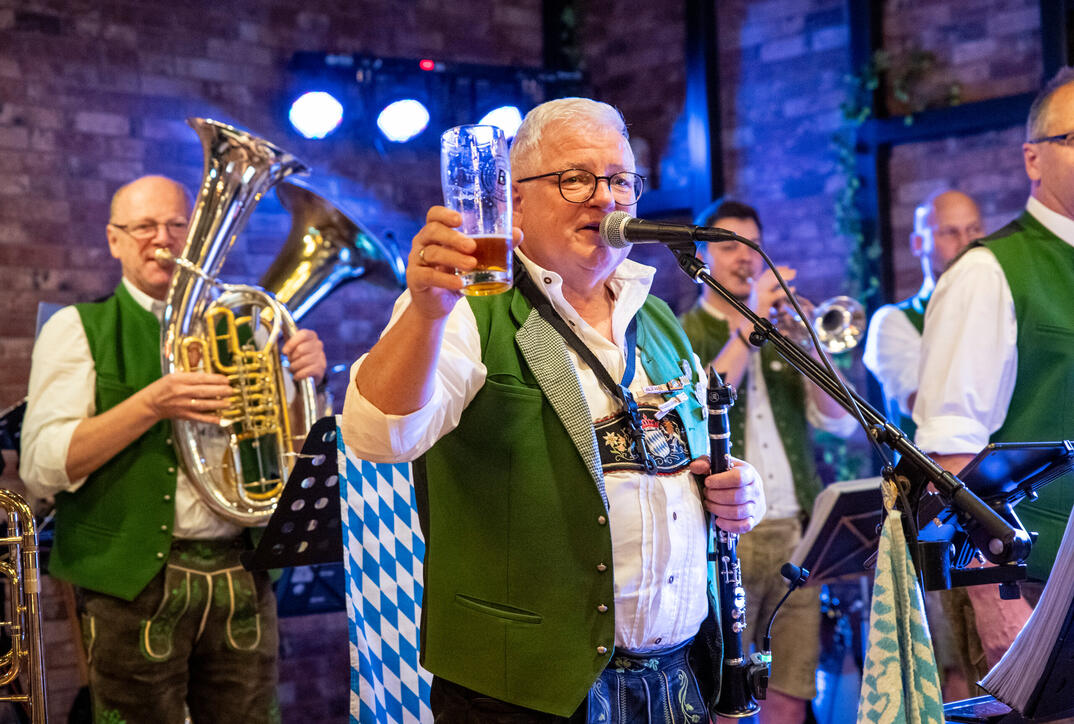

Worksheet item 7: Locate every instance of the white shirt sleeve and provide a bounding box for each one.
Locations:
[18,306,96,498]
[863,303,922,416]
[340,292,487,463]
[804,383,858,438]
[913,248,1018,455]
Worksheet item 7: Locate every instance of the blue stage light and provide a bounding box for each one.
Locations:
[288,92,344,139]
[376,99,430,143]
[478,105,523,138]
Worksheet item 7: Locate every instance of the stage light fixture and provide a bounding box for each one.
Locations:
[288,91,344,139]
[376,99,430,143]
[478,105,524,138]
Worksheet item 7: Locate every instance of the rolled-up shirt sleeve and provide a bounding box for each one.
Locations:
[863,303,923,417]
[913,248,1018,455]
[19,307,96,498]
[340,291,487,463]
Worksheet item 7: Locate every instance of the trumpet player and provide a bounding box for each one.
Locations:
[19,174,326,723]
[679,198,855,724]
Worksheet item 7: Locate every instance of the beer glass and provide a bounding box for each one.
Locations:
[440,124,512,295]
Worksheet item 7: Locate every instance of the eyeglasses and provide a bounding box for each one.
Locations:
[109,220,190,241]
[1027,131,1074,147]
[516,169,645,205]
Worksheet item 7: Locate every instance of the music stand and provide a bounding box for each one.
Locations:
[242,416,344,574]
[789,477,884,585]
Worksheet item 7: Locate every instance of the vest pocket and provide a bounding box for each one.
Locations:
[454,594,543,624]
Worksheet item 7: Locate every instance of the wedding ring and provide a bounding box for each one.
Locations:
[191,398,197,407]
[418,247,427,264]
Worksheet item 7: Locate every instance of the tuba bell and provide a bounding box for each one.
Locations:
[161,118,317,527]
[259,182,405,321]
[0,488,46,724]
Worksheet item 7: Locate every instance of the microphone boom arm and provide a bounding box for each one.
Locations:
[667,241,1031,568]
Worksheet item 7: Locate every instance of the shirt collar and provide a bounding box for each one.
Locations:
[1026,196,1074,248]
[121,277,165,320]
[697,295,729,322]
[514,248,656,346]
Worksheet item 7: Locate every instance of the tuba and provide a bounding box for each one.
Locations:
[161,118,317,527]
[260,182,405,321]
[0,488,46,724]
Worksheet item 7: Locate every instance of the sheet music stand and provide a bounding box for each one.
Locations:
[789,477,884,585]
[241,415,344,572]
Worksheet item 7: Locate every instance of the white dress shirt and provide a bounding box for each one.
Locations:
[914,197,1074,454]
[696,298,857,519]
[342,249,711,652]
[863,301,925,418]
[19,277,240,539]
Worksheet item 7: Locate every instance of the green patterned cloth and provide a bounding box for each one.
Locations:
[857,509,944,724]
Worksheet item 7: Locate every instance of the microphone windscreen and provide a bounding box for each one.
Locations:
[780,562,804,584]
[599,211,633,248]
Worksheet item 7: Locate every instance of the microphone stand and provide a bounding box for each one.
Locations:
[666,241,1032,575]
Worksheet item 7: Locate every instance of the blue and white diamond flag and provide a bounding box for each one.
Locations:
[337,422,433,724]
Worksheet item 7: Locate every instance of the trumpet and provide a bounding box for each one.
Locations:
[772,295,865,354]
[0,488,46,723]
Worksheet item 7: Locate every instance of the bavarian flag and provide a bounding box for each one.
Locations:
[856,505,944,724]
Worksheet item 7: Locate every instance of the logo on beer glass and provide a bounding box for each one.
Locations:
[441,125,513,296]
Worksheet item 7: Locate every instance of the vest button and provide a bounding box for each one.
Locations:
[167,467,175,474]
[597,515,607,525]
[160,525,168,532]
[163,494,172,502]
[165,438,173,445]
[156,552,165,559]
[597,604,608,613]
[597,563,607,572]
[597,646,608,655]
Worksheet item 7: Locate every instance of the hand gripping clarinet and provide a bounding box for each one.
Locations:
[708,368,770,718]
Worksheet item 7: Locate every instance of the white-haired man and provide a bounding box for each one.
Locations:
[342,98,767,722]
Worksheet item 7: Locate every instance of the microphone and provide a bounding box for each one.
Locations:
[599,211,743,248]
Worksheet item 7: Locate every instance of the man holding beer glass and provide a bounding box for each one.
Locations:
[342,98,766,722]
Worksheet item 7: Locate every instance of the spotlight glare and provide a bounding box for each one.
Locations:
[478,105,523,139]
[288,91,344,139]
[376,99,430,143]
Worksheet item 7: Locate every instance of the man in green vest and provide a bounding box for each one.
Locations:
[915,67,1074,672]
[863,190,983,439]
[678,199,856,724]
[341,98,767,722]
[864,190,986,698]
[20,175,327,723]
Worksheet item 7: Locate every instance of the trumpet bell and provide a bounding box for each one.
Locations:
[813,295,866,354]
[260,182,406,321]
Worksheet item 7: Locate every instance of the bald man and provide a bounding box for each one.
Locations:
[863,190,983,438]
[20,175,326,723]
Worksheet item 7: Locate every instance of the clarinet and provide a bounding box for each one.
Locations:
[707,368,765,718]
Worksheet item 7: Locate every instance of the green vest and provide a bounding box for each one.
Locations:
[890,291,930,440]
[417,287,713,716]
[49,283,178,600]
[679,305,822,515]
[982,212,1074,581]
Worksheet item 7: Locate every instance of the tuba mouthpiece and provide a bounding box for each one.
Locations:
[154,248,176,266]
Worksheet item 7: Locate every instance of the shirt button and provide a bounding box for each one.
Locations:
[597,646,608,655]
[597,515,607,525]
[655,637,662,645]
[597,563,607,572]
[156,552,165,559]
[668,575,674,584]
[597,604,608,613]
[544,277,552,284]
[672,511,678,521]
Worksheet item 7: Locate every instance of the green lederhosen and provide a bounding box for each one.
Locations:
[980,212,1074,581]
[415,286,718,717]
[679,305,822,515]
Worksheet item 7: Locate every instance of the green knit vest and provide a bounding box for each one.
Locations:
[890,291,930,440]
[984,212,1074,581]
[679,305,822,515]
[417,288,710,716]
[49,284,178,600]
